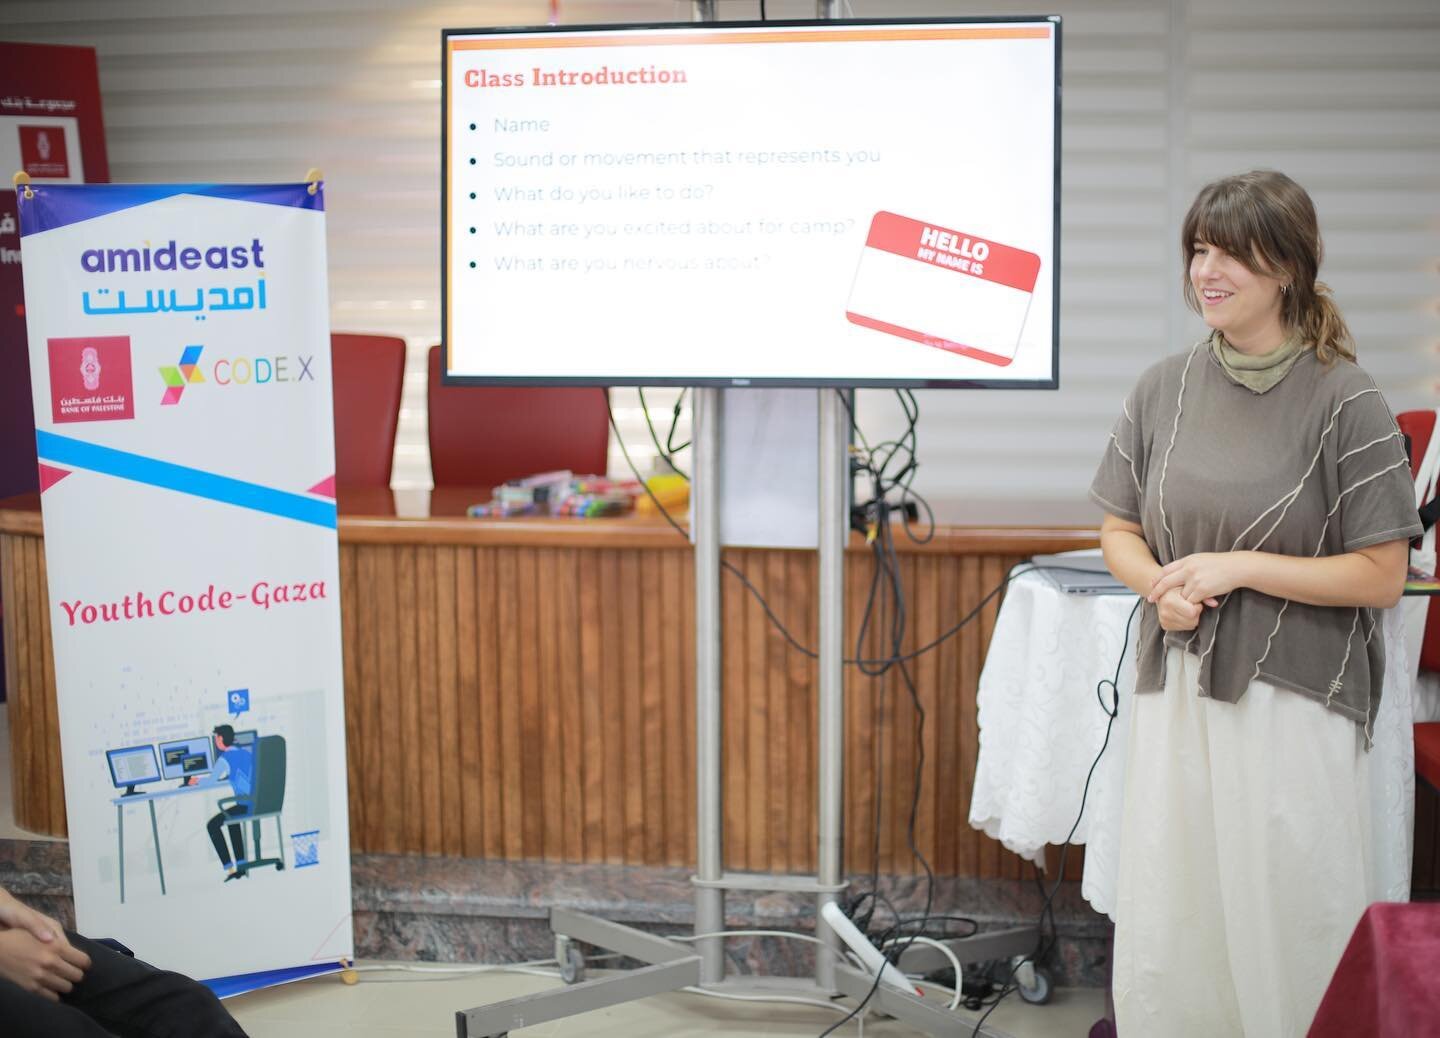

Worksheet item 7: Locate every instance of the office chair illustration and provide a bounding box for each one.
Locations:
[218,735,288,875]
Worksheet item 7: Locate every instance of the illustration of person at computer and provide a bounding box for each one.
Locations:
[186,724,255,882]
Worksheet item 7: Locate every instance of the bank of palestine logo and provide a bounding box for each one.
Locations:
[47,336,135,423]
[159,345,205,405]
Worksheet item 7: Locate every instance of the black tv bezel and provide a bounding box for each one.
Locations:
[440,15,1062,391]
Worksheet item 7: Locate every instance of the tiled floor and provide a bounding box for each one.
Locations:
[1,702,1106,1035]
[225,965,1106,1037]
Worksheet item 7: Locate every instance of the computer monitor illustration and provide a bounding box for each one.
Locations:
[106,745,161,796]
[158,737,212,782]
[232,729,257,748]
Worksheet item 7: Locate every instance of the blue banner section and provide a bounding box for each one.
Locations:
[204,962,345,1000]
[16,182,324,237]
[36,431,337,529]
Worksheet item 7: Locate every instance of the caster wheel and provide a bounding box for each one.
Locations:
[277,863,285,871]
[555,935,585,984]
[560,944,585,985]
[1017,964,1052,1005]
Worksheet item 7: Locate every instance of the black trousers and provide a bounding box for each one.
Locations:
[0,931,248,1037]
[206,804,252,868]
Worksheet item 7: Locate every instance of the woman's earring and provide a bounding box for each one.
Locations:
[1281,283,1289,294]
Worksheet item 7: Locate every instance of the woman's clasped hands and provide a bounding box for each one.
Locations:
[1146,551,1249,631]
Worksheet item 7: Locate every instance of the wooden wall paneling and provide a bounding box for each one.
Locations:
[338,547,363,846]
[434,545,462,857]
[913,551,940,879]
[557,548,585,863]
[395,545,422,853]
[515,548,544,860]
[476,547,505,860]
[958,555,984,878]
[764,550,790,874]
[844,549,875,877]
[414,546,441,854]
[659,548,687,867]
[577,549,606,862]
[535,547,563,861]
[455,546,484,857]
[4,536,42,834]
[598,551,625,863]
[495,548,525,859]
[889,555,919,876]
[935,554,960,877]
[679,546,697,868]
[743,551,771,872]
[618,550,645,864]
[639,550,666,865]
[353,546,380,849]
[376,546,404,853]
[721,549,747,871]
[33,542,61,832]
[785,550,815,874]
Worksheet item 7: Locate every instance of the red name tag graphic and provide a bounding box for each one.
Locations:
[845,211,1041,366]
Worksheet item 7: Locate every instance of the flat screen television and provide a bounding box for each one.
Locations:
[442,17,1060,389]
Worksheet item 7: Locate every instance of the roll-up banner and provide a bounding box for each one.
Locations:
[14,181,353,993]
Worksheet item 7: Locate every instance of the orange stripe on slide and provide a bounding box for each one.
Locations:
[451,27,1051,51]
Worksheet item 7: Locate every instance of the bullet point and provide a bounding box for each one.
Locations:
[469,261,477,268]
[469,192,476,199]
[469,158,476,165]
[469,227,476,234]
[469,122,476,130]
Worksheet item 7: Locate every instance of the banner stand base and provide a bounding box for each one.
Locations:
[454,908,698,1037]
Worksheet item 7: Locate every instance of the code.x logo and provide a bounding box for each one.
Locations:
[159,345,204,405]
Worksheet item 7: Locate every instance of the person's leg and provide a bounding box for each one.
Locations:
[225,806,248,869]
[1112,649,1243,1037]
[0,973,116,1037]
[59,932,248,1038]
[206,811,233,869]
[1206,679,1371,1038]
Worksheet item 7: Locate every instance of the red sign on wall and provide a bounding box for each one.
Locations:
[19,124,71,178]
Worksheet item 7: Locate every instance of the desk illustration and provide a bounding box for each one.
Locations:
[111,782,217,904]
[105,732,259,903]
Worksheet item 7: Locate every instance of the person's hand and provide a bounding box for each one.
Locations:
[0,927,90,1002]
[1155,588,1208,632]
[186,776,198,787]
[1148,552,1243,606]
[0,887,64,944]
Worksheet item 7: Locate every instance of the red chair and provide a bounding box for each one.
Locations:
[426,345,609,487]
[331,333,407,488]
[1398,412,1440,842]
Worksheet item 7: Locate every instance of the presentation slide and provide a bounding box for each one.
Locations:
[443,20,1059,387]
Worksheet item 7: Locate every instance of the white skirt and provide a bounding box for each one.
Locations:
[1112,648,1372,1038]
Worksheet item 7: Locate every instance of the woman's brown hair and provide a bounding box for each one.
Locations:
[1181,170,1355,363]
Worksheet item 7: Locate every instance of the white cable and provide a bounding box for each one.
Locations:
[681,985,850,1014]
[879,935,963,1011]
[667,928,835,952]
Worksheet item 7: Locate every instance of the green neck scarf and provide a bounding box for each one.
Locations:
[1210,330,1306,394]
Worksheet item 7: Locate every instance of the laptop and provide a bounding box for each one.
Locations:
[1029,553,1132,595]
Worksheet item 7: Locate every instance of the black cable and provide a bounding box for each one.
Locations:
[759,0,767,21]
[665,388,690,456]
[637,387,688,479]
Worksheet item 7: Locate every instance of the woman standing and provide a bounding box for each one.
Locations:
[1090,170,1422,1036]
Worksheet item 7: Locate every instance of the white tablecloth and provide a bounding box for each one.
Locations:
[968,567,1416,919]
